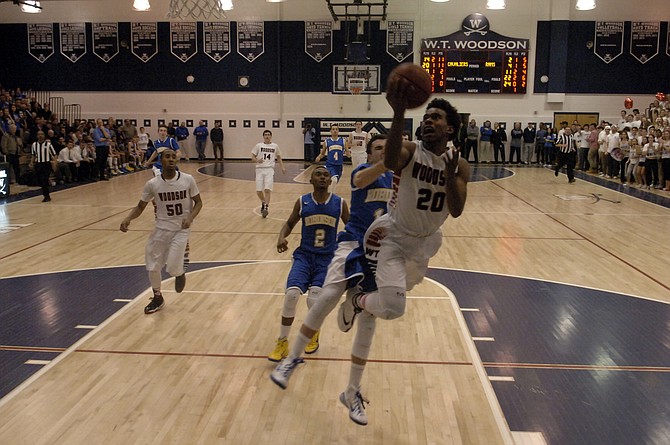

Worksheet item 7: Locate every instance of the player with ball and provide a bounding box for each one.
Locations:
[270,64,470,425]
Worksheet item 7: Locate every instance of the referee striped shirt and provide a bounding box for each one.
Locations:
[32,140,56,163]
[556,133,576,153]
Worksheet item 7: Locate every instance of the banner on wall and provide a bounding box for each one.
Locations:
[131,22,158,63]
[59,23,86,63]
[170,22,197,63]
[27,23,54,63]
[386,21,413,62]
[304,21,332,62]
[92,23,119,63]
[203,22,230,62]
[593,22,624,63]
[237,21,264,62]
[630,22,659,64]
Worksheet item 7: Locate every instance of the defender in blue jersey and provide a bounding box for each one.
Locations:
[271,136,393,424]
[144,125,182,176]
[315,124,350,187]
[268,166,350,362]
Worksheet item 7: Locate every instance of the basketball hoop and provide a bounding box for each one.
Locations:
[347,78,367,96]
[166,0,228,20]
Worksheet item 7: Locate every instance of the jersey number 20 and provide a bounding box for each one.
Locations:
[416,188,446,212]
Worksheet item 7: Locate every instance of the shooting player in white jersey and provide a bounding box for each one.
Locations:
[120,148,203,314]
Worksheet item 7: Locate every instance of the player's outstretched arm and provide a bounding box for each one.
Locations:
[277,199,301,253]
[120,200,149,232]
[385,79,414,172]
[353,160,391,189]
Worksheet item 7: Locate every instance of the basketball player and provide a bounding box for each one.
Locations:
[272,89,469,424]
[252,130,285,218]
[268,166,350,361]
[119,148,203,314]
[348,121,369,170]
[144,125,182,175]
[315,124,350,188]
[270,135,393,426]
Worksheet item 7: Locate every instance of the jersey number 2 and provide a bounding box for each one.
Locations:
[314,229,325,247]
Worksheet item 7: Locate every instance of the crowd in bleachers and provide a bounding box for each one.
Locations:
[0,87,150,191]
[457,96,670,191]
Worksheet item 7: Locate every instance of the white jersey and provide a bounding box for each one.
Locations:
[141,171,200,231]
[349,130,368,154]
[138,133,149,151]
[388,141,453,237]
[252,142,281,168]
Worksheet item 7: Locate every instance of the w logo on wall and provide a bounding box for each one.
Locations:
[462,14,490,36]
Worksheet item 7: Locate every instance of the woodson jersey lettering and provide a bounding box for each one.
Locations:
[325,137,345,166]
[252,142,281,168]
[339,163,393,243]
[299,193,343,255]
[389,141,454,237]
[141,171,199,231]
[349,131,368,154]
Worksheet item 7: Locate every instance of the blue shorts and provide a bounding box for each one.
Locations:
[286,248,334,293]
[325,163,343,181]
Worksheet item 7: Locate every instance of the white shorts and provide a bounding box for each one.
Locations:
[322,240,361,287]
[145,227,190,277]
[351,151,367,170]
[255,168,274,191]
[368,214,442,291]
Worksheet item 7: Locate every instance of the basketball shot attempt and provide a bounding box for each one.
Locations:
[120,148,203,314]
[270,63,468,426]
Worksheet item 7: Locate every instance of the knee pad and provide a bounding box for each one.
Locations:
[282,287,302,318]
[374,286,406,320]
[306,286,321,309]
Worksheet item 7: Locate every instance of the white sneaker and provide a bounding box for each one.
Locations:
[338,290,362,333]
[270,357,304,390]
[340,391,369,426]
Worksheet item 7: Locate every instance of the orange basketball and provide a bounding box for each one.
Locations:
[387,63,433,109]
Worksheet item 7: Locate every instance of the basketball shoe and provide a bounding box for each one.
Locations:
[304,330,320,354]
[144,294,164,314]
[268,337,288,362]
[339,390,369,425]
[261,203,268,218]
[175,273,186,293]
[270,357,304,389]
[338,291,363,332]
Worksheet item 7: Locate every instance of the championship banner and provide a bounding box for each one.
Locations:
[170,22,197,63]
[630,22,659,64]
[92,23,119,63]
[237,21,264,62]
[203,22,230,62]
[131,22,158,63]
[59,23,86,63]
[305,21,332,62]
[386,21,413,62]
[593,22,624,63]
[27,23,54,63]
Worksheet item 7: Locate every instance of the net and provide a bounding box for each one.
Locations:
[166,0,228,20]
[347,78,367,96]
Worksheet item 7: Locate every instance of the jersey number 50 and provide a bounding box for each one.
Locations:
[166,203,184,216]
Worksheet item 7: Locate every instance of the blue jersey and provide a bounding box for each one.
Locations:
[339,164,393,243]
[325,137,345,167]
[153,137,180,170]
[298,192,343,255]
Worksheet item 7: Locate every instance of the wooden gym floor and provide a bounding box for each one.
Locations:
[0,161,669,445]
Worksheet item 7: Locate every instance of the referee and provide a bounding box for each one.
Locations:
[31,130,57,202]
[554,127,577,183]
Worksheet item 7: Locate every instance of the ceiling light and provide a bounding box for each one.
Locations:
[487,0,505,9]
[266,0,286,2]
[133,0,151,11]
[21,1,42,13]
[430,0,450,3]
[220,0,234,10]
[576,0,595,10]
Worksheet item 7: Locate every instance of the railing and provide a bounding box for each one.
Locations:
[64,104,81,123]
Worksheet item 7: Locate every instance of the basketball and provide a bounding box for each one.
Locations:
[387,63,433,109]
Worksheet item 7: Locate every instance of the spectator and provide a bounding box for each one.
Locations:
[210,121,224,161]
[522,122,536,164]
[509,122,523,164]
[479,120,493,163]
[193,120,209,161]
[464,119,478,163]
[303,122,316,161]
[121,119,137,141]
[92,118,111,180]
[1,123,23,183]
[175,121,190,161]
[491,122,506,164]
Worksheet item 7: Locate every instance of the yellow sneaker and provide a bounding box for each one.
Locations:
[304,330,320,354]
[268,337,288,362]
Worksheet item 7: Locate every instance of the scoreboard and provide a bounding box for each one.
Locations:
[421,49,528,94]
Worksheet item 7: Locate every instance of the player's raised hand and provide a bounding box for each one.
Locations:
[443,145,461,177]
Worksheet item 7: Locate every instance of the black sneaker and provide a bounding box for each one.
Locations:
[261,204,268,218]
[175,273,186,293]
[144,294,164,314]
